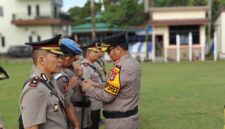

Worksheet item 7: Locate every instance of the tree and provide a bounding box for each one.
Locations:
[68,0,101,25]
[102,0,148,28]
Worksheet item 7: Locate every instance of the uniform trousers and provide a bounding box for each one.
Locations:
[90,109,101,129]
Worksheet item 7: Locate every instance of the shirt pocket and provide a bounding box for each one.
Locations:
[48,95,61,114]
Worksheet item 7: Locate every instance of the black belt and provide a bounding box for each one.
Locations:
[72,101,91,107]
[103,106,138,119]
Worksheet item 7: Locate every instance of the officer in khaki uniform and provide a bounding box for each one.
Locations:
[0,67,8,129]
[54,38,83,129]
[81,33,141,129]
[55,39,92,129]
[0,117,5,129]
[0,66,9,80]
[94,48,107,83]
[19,35,69,129]
[82,44,104,129]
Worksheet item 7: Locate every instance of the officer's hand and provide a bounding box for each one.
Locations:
[72,62,83,76]
[85,79,100,87]
[76,67,83,76]
[74,121,80,129]
[68,76,78,88]
[80,81,91,92]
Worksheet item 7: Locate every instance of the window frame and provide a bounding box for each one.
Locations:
[169,25,200,45]
[0,6,3,16]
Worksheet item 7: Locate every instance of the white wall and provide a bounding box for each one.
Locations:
[215,12,225,55]
[0,0,67,53]
[153,11,206,20]
[221,12,225,54]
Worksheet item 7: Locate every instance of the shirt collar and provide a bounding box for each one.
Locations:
[115,53,130,65]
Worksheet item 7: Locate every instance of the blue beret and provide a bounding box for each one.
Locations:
[60,38,83,55]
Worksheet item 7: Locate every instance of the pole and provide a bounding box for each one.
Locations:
[213,32,217,61]
[176,34,180,63]
[91,0,96,41]
[152,26,155,63]
[188,32,192,62]
[207,0,212,46]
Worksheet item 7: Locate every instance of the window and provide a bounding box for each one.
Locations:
[169,25,200,45]
[54,5,57,18]
[36,5,40,17]
[28,5,32,16]
[1,37,5,47]
[37,35,41,41]
[0,6,3,16]
[29,36,32,42]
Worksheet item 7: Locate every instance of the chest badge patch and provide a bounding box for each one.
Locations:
[104,66,121,96]
[53,104,59,112]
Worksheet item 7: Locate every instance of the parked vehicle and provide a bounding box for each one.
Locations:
[7,45,32,57]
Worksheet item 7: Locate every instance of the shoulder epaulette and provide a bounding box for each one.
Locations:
[28,76,40,87]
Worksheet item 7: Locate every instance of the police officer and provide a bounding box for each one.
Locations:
[0,118,5,129]
[19,35,69,129]
[0,67,8,129]
[0,66,9,80]
[94,47,107,83]
[54,38,83,129]
[81,33,141,129]
[81,44,104,129]
[55,38,92,129]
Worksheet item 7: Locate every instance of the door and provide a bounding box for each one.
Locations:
[155,35,163,57]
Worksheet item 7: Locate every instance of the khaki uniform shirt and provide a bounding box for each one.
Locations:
[56,67,91,128]
[94,58,107,82]
[86,54,141,129]
[20,67,68,129]
[82,59,102,111]
[54,70,72,103]
[0,117,5,129]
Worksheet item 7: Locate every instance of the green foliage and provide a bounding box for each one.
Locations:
[68,0,101,25]
[102,0,148,27]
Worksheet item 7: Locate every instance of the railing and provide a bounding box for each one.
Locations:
[12,12,54,20]
[12,12,71,21]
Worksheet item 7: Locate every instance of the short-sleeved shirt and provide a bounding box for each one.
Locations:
[55,67,92,128]
[0,117,5,129]
[54,70,71,102]
[19,67,68,129]
[93,58,107,82]
[85,54,141,112]
[82,59,102,110]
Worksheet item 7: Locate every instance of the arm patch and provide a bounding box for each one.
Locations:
[104,66,121,96]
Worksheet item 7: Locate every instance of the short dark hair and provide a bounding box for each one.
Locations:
[32,49,48,65]
[117,43,128,51]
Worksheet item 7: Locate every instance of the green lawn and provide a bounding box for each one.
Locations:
[1,60,225,129]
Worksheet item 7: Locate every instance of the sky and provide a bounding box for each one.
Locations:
[62,0,87,11]
[62,0,102,12]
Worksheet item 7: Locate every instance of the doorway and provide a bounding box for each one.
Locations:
[155,35,163,57]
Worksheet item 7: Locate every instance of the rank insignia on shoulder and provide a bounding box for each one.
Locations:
[29,76,40,87]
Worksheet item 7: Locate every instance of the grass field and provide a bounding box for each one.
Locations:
[1,60,225,129]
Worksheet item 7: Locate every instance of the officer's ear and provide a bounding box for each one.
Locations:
[33,50,47,65]
[39,55,45,65]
